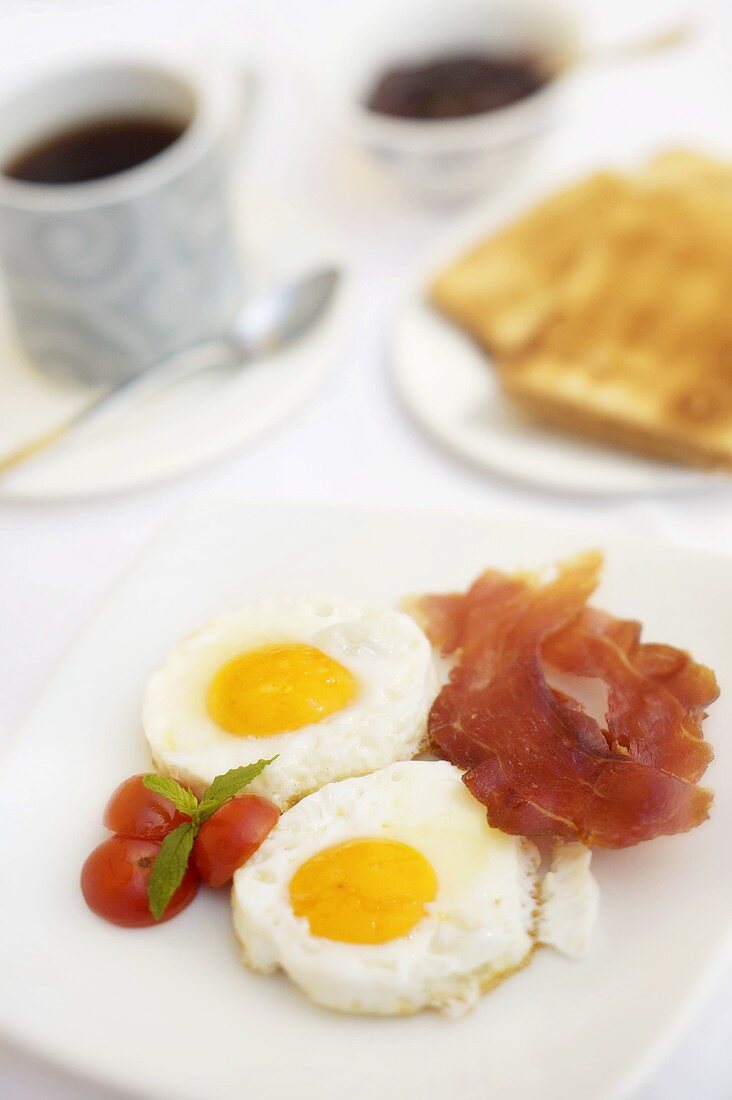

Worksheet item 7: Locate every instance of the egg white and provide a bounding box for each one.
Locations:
[143,596,437,808]
[232,760,546,1016]
[537,841,599,959]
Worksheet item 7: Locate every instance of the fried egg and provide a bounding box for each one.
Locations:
[143,596,437,807]
[232,760,598,1016]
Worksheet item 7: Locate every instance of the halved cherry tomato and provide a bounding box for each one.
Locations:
[103,774,190,840]
[193,795,280,888]
[81,835,199,927]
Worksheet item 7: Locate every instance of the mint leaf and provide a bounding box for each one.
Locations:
[197,758,277,823]
[147,822,196,921]
[142,774,199,821]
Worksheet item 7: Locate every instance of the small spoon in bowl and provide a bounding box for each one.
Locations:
[560,22,693,73]
[0,266,341,476]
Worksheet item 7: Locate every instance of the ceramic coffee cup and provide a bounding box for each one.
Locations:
[0,57,245,386]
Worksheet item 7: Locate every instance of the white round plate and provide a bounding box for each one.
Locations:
[391,167,727,497]
[0,192,344,501]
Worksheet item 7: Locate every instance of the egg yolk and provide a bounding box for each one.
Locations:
[289,838,438,944]
[206,643,357,737]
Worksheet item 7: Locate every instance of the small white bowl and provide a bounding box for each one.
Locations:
[316,0,578,204]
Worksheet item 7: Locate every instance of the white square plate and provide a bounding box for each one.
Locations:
[1,499,730,1100]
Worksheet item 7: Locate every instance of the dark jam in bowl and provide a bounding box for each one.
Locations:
[365,53,549,121]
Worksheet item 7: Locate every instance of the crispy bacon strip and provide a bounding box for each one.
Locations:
[544,620,715,783]
[564,609,719,741]
[418,552,715,848]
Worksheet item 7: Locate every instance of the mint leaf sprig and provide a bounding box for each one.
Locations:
[143,758,276,920]
[147,822,196,921]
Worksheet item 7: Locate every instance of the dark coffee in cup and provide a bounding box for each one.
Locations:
[0,59,244,385]
[3,114,185,185]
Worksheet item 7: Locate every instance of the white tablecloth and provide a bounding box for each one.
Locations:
[2,0,731,1096]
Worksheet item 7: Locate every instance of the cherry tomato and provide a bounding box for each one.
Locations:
[193,795,280,888]
[102,774,190,840]
[81,836,199,927]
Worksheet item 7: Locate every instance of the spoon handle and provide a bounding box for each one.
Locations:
[0,421,78,476]
[567,23,692,71]
[0,385,124,475]
[0,339,234,477]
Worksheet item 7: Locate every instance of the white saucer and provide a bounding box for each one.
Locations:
[391,166,726,497]
[0,192,345,501]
